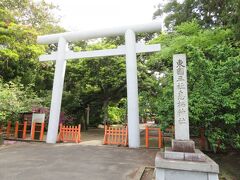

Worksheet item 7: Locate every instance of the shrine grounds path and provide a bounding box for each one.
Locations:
[0,142,158,180]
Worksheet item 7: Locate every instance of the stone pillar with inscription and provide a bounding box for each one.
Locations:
[172,54,195,152]
[155,54,219,180]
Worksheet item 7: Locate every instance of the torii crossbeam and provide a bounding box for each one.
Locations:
[39,43,160,61]
[37,21,162,148]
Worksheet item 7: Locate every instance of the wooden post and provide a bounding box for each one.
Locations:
[6,121,11,138]
[78,124,81,143]
[118,127,120,144]
[74,126,76,143]
[103,125,107,144]
[31,122,36,140]
[40,123,45,141]
[125,126,128,146]
[15,121,19,138]
[145,126,149,148]
[58,123,62,142]
[161,131,163,148]
[158,129,162,149]
[23,121,27,139]
[121,127,123,145]
[72,125,74,142]
[158,129,160,148]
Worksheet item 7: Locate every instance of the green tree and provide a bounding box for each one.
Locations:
[0,8,43,83]
[0,79,42,124]
[147,21,240,150]
[0,0,64,34]
[62,41,127,126]
[154,0,240,38]
[61,38,158,126]
[0,5,61,96]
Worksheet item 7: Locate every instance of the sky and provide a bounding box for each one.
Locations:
[44,0,162,31]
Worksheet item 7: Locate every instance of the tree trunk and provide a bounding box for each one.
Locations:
[102,99,109,125]
[85,104,90,130]
[81,115,86,131]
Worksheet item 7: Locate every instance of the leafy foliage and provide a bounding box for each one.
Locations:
[0,4,58,123]
[147,21,240,150]
[108,105,125,124]
[0,0,64,34]
[0,80,42,124]
[153,0,240,39]
[62,41,127,125]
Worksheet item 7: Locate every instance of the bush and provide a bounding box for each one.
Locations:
[0,80,42,124]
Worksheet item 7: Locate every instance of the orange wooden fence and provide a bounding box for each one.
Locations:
[103,125,128,146]
[14,121,27,139]
[57,124,81,143]
[145,126,163,148]
[2,121,45,141]
[6,121,12,138]
[31,122,45,141]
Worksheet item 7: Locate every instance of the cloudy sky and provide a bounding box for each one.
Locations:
[44,0,161,31]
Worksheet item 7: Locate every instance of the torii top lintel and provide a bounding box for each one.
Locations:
[37,21,162,44]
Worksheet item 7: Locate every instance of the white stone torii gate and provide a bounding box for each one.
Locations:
[37,21,162,148]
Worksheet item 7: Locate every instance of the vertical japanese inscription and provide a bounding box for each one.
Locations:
[173,54,189,125]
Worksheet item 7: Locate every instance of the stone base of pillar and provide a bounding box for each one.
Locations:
[155,151,219,180]
[164,147,207,162]
[172,139,195,152]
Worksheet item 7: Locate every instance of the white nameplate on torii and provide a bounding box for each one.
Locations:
[39,43,161,61]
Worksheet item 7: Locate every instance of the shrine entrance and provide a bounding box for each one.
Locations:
[37,21,162,148]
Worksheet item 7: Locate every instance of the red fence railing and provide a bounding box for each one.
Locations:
[1,121,45,141]
[14,121,27,139]
[145,126,163,148]
[31,122,45,141]
[103,125,128,146]
[57,124,81,143]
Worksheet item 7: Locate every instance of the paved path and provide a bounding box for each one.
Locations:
[0,143,158,180]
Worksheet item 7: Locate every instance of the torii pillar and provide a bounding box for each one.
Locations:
[125,29,139,147]
[46,37,68,144]
[37,21,162,148]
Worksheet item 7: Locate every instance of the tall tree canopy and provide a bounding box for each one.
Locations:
[0,7,43,84]
[153,0,240,38]
[146,21,240,150]
[0,1,62,123]
[151,0,240,151]
[0,0,64,34]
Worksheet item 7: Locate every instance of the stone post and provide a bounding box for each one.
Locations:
[172,54,194,152]
[155,54,219,180]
